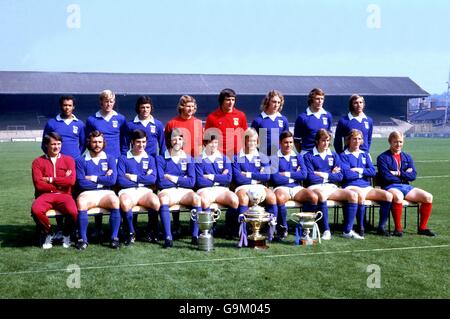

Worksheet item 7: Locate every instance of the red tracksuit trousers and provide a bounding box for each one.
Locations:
[31,193,78,234]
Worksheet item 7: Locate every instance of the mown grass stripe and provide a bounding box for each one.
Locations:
[1,244,448,276]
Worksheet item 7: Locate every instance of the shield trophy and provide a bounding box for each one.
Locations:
[290,211,323,245]
[191,208,221,251]
[243,187,272,249]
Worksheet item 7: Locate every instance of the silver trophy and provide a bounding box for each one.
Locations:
[291,211,323,245]
[191,208,221,251]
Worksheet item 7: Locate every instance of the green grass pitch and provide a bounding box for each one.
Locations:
[0,138,449,299]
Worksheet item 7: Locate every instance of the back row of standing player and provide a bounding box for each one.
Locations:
[42,88,369,160]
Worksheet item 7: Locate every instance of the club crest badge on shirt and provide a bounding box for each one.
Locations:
[362,157,366,165]
[112,120,118,128]
[278,119,284,128]
[291,158,298,167]
[328,157,334,166]
[254,158,261,168]
[364,121,369,129]
[322,117,328,125]
[142,161,149,170]
[233,118,239,126]
[181,161,187,171]
[101,162,108,171]
[150,125,156,133]
[72,126,78,134]
[217,159,223,169]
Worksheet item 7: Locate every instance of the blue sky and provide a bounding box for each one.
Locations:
[1,0,449,94]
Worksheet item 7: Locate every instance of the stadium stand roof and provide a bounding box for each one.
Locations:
[409,109,447,121]
[0,71,429,97]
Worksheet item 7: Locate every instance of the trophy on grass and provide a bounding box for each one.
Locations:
[242,187,272,249]
[291,211,323,245]
[191,208,221,251]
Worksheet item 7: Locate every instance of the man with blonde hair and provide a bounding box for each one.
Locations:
[377,131,436,237]
[164,95,203,157]
[86,89,127,158]
[85,89,127,239]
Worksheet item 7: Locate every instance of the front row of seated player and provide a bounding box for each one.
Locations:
[31,127,436,250]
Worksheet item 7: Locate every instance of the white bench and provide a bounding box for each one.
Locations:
[45,203,227,218]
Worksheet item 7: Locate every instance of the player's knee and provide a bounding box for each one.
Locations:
[120,197,132,211]
[159,195,170,206]
[151,196,161,210]
[348,191,358,203]
[238,193,249,205]
[275,192,286,204]
[31,206,43,216]
[201,197,211,208]
[263,190,274,204]
[385,192,393,202]
[317,193,327,203]
[230,195,239,209]
[109,195,120,209]
[307,190,319,204]
[425,193,433,203]
[191,193,201,206]
[76,199,88,211]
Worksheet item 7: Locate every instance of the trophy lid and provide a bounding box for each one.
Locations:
[244,205,270,217]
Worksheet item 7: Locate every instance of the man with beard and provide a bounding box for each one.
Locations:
[75,130,121,250]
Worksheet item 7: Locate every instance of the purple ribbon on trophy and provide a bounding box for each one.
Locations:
[238,213,248,247]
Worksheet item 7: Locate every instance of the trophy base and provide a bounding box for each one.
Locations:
[248,238,269,249]
[198,234,214,251]
[301,238,317,245]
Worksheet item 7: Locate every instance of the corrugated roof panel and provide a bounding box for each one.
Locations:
[0,71,429,96]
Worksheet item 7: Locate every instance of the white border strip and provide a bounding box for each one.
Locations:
[1,244,448,276]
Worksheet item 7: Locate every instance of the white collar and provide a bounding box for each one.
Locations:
[277,149,296,157]
[56,114,78,122]
[133,115,155,125]
[348,112,367,123]
[201,150,222,160]
[164,149,187,159]
[127,150,149,163]
[96,110,118,122]
[313,147,333,159]
[85,151,107,161]
[238,149,260,160]
[306,107,327,119]
[344,149,364,158]
[261,111,281,121]
[45,153,61,159]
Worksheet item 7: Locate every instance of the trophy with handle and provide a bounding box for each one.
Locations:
[290,211,323,245]
[191,208,221,251]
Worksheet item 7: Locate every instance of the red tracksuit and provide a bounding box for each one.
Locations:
[31,153,78,233]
